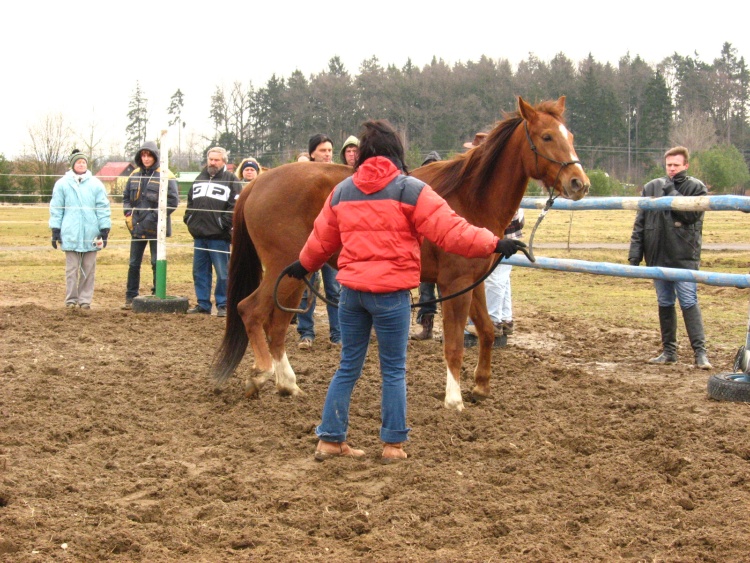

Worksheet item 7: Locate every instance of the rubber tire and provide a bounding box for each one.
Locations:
[706,372,750,403]
[132,295,190,314]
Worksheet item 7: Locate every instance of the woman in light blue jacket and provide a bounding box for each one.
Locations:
[49,150,111,309]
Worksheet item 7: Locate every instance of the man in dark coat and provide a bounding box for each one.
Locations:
[629,146,711,369]
[183,146,242,317]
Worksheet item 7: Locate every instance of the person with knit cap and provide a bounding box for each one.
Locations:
[49,149,112,310]
[121,141,180,309]
[296,134,341,348]
[340,135,359,166]
[236,157,262,183]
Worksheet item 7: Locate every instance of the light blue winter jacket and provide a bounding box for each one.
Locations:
[49,170,112,252]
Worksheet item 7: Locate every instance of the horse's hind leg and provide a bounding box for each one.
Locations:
[266,306,302,396]
[237,287,277,397]
[252,275,304,397]
[469,288,495,399]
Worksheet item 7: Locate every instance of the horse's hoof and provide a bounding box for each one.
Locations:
[443,400,465,412]
[277,385,304,397]
[244,379,262,398]
[471,386,491,401]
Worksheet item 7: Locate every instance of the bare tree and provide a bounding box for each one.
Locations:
[25,113,72,197]
[669,110,718,152]
[78,116,107,171]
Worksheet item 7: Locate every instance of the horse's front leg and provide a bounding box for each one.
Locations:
[440,293,473,411]
[468,285,495,399]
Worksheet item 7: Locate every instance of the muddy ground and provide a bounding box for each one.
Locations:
[1,281,750,562]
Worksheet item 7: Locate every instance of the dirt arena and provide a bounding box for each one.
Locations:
[2,281,750,562]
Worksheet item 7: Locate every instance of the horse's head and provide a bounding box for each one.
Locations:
[518,96,589,201]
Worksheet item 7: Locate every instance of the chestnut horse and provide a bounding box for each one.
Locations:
[211,96,589,411]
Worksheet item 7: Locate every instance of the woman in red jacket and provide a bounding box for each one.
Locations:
[287,120,525,463]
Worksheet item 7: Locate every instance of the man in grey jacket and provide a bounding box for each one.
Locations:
[628,146,711,369]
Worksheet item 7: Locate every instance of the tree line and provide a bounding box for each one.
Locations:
[4,42,749,201]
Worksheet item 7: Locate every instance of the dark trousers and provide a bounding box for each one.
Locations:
[126,239,157,300]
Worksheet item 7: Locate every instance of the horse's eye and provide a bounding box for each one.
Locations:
[542,134,552,142]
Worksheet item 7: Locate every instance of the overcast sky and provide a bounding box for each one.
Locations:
[3,1,747,160]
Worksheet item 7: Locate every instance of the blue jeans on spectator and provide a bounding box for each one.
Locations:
[126,239,157,300]
[316,287,411,444]
[654,279,698,310]
[298,263,341,342]
[415,282,439,322]
[192,238,229,312]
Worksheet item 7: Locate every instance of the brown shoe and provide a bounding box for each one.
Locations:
[381,442,408,464]
[298,337,313,350]
[314,440,365,461]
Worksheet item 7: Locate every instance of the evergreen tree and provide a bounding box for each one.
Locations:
[125,82,148,157]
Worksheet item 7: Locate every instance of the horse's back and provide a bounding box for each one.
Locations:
[244,162,353,266]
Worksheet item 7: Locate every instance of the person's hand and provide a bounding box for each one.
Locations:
[124,211,133,232]
[495,239,527,259]
[51,228,61,249]
[629,259,640,267]
[286,261,309,279]
[100,229,110,249]
[662,181,678,197]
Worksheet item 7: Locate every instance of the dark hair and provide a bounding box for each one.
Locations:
[308,134,334,159]
[355,120,408,173]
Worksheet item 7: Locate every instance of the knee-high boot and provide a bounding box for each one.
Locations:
[683,304,712,370]
[648,305,678,364]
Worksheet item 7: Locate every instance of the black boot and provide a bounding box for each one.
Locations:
[683,304,712,370]
[648,305,678,364]
[410,314,434,341]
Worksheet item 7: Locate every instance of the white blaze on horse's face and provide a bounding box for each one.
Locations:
[559,124,585,175]
[444,367,464,411]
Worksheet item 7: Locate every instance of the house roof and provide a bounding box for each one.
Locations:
[96,162,133,180]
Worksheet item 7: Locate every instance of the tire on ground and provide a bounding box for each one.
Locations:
[706,372,750,403]
[132,296,190,314]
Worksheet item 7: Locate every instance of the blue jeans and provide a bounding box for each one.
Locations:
[416,282,438,322]
[316,287,411,444]
[653,279,698,309]
[192,238,229,311]
[126,239,157,300]
[298,263,341,342]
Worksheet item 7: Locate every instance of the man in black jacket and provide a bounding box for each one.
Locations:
[628,146,711,369]
[121,141,180,309]
[183,147,242,317]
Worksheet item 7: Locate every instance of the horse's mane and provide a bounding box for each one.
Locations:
[432,100,565,203]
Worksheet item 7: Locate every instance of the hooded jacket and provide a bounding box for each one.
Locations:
[628,170,706,269]
[300,156,500,293]
[49,170,112,252]
[123,141,180,239]
[339,135,359,165]
[183,164,242,240]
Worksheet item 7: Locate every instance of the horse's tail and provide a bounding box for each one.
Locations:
[210,191,261,386]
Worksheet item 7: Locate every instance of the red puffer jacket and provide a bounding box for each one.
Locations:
[300,156,499,293]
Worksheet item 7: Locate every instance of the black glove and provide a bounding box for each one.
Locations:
[286,261,309,279]
[100,229,110,249]
[51,228,61,249]
[662,180,678,197]
[629,259,640,267]
[495,238,527,259]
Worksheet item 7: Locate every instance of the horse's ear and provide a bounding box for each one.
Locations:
[518,96,537,122]
[554,95,566,114]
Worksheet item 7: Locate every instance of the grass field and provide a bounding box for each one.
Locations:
[2,201,749,361]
